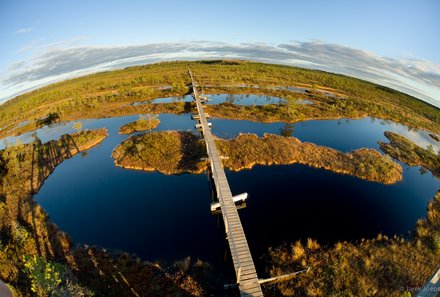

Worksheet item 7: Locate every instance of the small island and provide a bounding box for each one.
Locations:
[112,131,402,184]
[118,115,160,134]
[379,131,440,178]
[112,131,206,174]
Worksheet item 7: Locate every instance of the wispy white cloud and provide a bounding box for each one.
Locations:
[14,27,34,34]
[1,40,439,107]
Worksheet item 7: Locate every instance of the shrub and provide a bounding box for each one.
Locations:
[23,255,65,296]
[11,223,29,246]
[22,255,94,297]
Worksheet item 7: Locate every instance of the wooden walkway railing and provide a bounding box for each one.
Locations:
[415,267,440,297]
[189,68,264,297]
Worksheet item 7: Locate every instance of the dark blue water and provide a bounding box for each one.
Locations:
[230,163,437,264]
[34,115,227,266]
[10,105,435,276]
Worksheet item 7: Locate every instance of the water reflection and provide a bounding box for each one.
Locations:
[292,117,439,152]
[1,114,438,153]
[3,93,439,277]
[28,117,439,274]
[206,94,286,106]
[32,114,439,270]
[141,94,288,106]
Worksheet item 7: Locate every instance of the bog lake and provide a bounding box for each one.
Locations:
[3,94,438,278]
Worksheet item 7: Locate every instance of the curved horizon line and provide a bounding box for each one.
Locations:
[1,41,439,108]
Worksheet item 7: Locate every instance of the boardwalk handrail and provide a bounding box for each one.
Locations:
[415,267,440,297]
[189,68,263,296]
[190,68,242,276]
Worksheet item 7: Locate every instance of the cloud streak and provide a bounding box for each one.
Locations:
[14,27,34,34]
[1,41,439,107]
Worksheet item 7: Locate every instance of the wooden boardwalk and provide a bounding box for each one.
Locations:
[415,267,440,297]
[189,69,264,297]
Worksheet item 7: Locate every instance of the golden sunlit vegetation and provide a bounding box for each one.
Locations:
[1,60,439,296]
[379,131,440,178]
[217,133,402,184]
[265,130,440,297]
[112,131,207,174]
[1,60,438,141]
[112,131,402,184]
[0,129,107,295]
[0,129,217,296]
[267,191,440,297]
[118,114,160,134]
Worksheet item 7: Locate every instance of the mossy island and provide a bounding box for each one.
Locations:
[113,130,402,184]
[380,131,440,178]
[118,115,160,134]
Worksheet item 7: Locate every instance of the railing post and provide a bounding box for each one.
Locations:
[237,266,242,284]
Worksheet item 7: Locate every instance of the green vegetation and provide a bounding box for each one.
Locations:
[35,112,60,128]
[429,133,440,142]
[379,131,440,178]
[73,121,83,132]
[118,114,160,134]
[22,255,93,296]
[113,131,402,184]
[267,191,440,297]
[1,60,438,141]
[0,62,191,138]
[191,61,439,133]
[416,191,440,254]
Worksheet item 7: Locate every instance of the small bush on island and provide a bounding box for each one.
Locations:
[118,114,160,134]
[35,112,60,128]
[22,255,93,296]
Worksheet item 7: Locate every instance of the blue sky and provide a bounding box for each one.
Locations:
[1,0,439,106]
